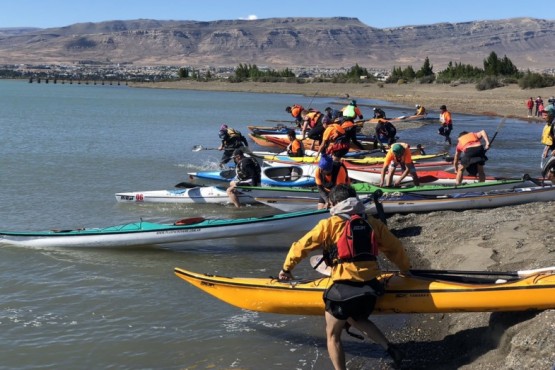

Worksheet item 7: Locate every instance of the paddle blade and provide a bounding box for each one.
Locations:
[309,255,331,276]
[191,145,204,152]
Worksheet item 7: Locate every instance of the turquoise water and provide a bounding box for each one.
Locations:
[0,79,544,369]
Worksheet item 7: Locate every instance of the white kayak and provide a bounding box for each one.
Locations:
[254,185,555,213]
[115,186,257,205]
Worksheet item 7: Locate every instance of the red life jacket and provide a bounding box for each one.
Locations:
[334,214,378,264]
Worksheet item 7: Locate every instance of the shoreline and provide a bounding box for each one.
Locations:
[131,80,553,122]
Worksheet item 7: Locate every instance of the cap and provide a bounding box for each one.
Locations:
[233,148,244,157]
[350,100,357,106]
[373,107,377,111]
[391,144,405,156]
[440,105,447,110]
[318,154,334,172]
[325,106,332,112]
[415,104,420,108]
[220,124,228,131]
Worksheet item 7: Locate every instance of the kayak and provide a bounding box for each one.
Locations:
[249,133,379,151]
[188,164,317,187]
[344,152,447,165]
[174,267,555,315]
[253,184,555,213]
[114,185,257,205]
[347,168,495,185]
[0,208,330,248]
[238,177,539,201]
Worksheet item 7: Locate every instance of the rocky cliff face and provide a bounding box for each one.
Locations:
[0,17,553,71]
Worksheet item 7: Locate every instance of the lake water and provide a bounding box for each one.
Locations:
[0,79,545,369]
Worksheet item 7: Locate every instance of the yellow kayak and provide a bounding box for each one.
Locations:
[174,267,555,315]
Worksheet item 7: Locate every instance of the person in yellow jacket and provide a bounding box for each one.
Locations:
[415,104,426,116]
[278,184,410,369]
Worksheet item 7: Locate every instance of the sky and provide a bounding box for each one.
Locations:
[0,0,551,29]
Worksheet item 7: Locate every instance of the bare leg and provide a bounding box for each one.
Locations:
[325,311,347,370]
[226,182,241,208]
[477,165,486,182]
[455,167,464,185]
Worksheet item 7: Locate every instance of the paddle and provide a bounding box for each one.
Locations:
[192,145,219,151]
[309,255,555,279]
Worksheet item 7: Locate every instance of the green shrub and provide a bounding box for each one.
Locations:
[476,76,503,91]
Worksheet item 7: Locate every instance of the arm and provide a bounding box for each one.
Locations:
[394,165,411,186]
[478,130,490,150]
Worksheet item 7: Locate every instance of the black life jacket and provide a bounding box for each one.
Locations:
[319,161,346,189]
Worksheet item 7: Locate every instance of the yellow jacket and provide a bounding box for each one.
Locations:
[282,213,410,282]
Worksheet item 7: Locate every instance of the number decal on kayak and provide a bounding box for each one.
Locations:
[135,194,144,202]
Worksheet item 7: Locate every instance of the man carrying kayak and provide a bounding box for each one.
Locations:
[278,184,410,369]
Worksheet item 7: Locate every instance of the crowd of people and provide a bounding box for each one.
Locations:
[197,96,555,369]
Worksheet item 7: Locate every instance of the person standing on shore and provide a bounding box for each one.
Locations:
[452,130,490,185]
[541,109,555,160]
[379,143,420,187]
[527,97,535,117]
[278,184,409,369]
[535,96,543,117]
[438,105,453,145]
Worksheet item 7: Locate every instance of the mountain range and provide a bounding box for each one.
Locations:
[0,17,554,72]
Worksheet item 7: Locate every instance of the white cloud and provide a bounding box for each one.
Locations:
[240,14,258,20]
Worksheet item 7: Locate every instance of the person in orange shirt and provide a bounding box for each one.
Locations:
[317,118,350,159]
[285,130,305,157]
[341,118,365,150]
[438,104,453,145]
[314,154,350,209]
[285,104,304,126]
[379,143,420,187]
[453,130,490,185]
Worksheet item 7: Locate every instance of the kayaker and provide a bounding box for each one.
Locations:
[374,116,397,146]
[315,154,350,209]
[372,107,386,119]
[286,129,305,157]
[278,184,410,369]
[285,104,305,126]
[341,100,364,121]
[415,104,426,116]
[438,104,453,145]
[340,118,365,150]
[452,130,490,184]
[226,149,261,207]
[318,118,350,159]
[217,124,251,168]
[379,143,420,187]
[300,109,325,150]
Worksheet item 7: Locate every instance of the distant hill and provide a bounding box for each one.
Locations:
[0,17,554,72]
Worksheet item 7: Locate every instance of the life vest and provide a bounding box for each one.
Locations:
[287,139,305,157]
[343,105,356,118]
[318,161,347,190]
[325,124,350,155]
[236,157,261,184]
[330,214,378,265]
[457,132,480,151]
[227,128,242,138]
[541,124,553,146]
[291,104,304,118]
[306,111,322,128]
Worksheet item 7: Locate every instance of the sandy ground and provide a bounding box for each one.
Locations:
[132,80,554,121]
[135,80,555,369]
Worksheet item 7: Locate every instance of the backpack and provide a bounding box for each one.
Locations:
[541,124,553,146]
[327,214,378,265]
[227,128,242,138]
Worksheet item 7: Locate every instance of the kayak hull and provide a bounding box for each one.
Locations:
[115,186,256,204]
[174,267,555,315]
[0,208,329,248]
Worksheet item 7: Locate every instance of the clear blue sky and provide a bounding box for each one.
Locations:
[1,0,551,29]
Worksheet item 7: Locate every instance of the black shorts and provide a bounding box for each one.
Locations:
[323,280,383,321]
[461,146,487,167]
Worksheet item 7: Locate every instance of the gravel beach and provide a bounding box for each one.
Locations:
[136,80,555,369]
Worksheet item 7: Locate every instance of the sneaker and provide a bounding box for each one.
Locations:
[386,343,403,368]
